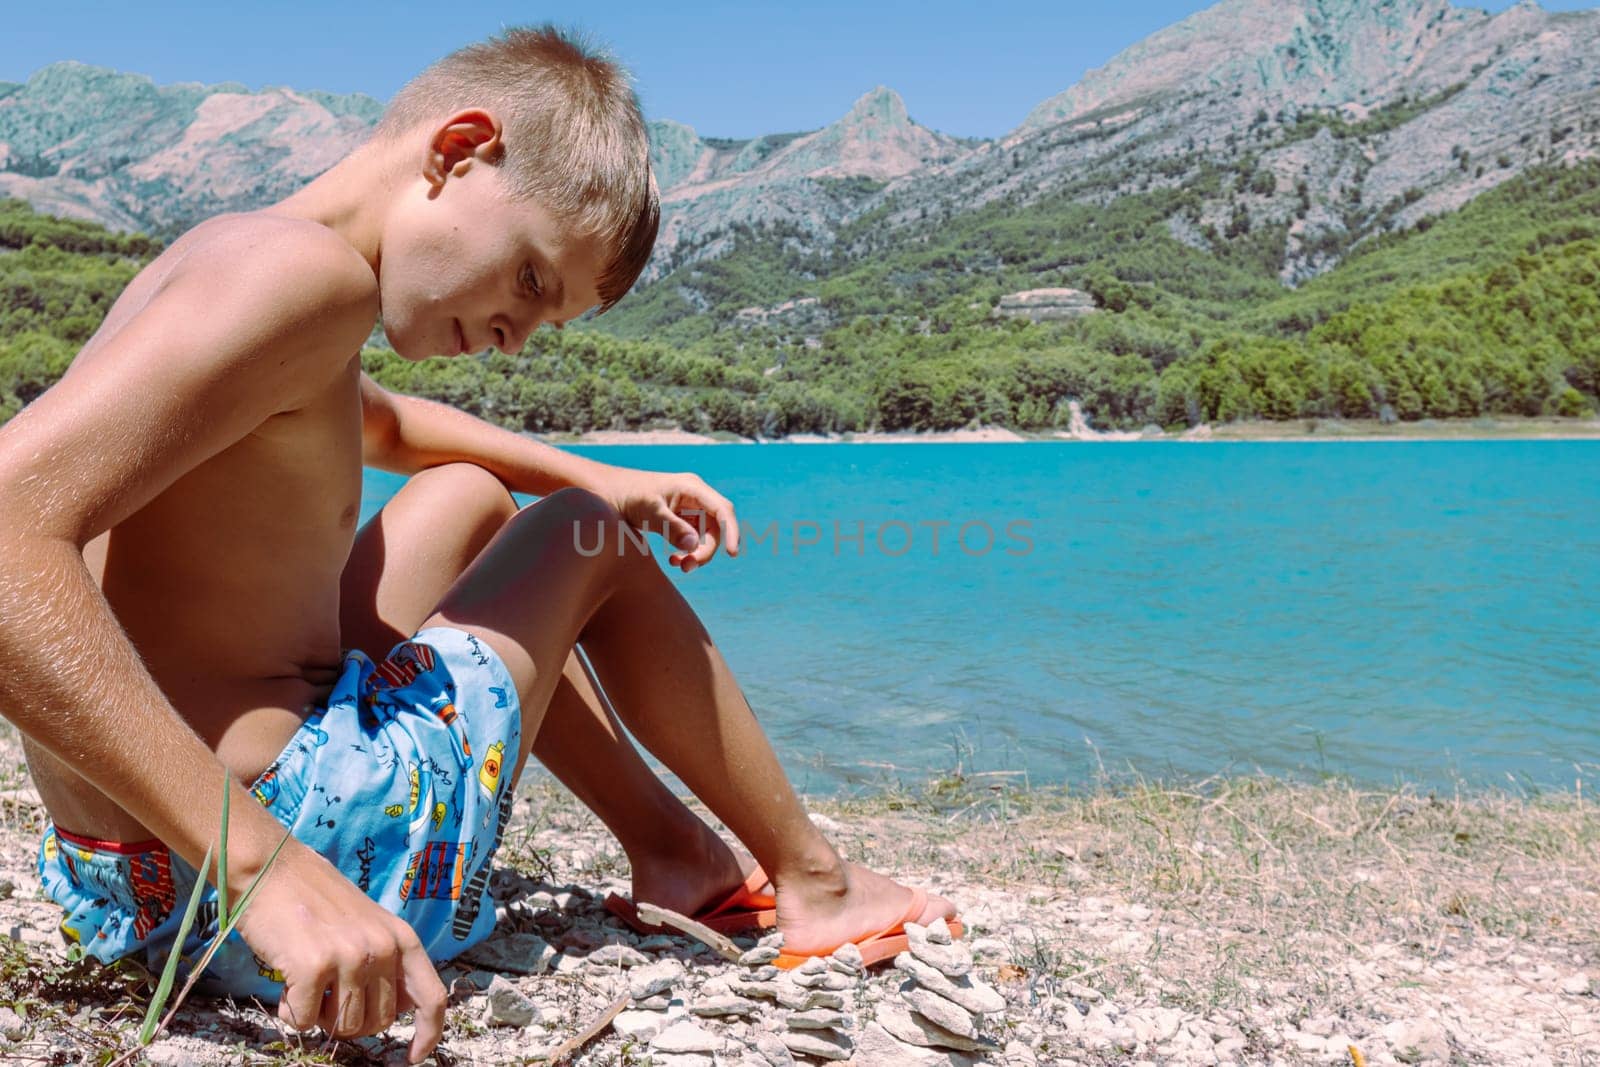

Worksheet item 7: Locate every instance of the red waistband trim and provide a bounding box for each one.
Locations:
[52,824,165,856]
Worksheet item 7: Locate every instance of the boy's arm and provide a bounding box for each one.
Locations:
[360,375,742,569]
[0,230,442,1058]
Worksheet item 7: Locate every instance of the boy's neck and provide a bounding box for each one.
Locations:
[270,139,405,276]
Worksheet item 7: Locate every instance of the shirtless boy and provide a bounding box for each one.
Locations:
[0,27,954,1062]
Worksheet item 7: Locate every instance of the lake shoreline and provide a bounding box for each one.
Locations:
[2,726,1595,1064]
[539,416,1600,446]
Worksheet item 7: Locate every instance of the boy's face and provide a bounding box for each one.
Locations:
[379,148,606,362]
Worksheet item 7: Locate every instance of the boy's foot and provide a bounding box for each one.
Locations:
[773,860,958,963]
[610,828,775,931]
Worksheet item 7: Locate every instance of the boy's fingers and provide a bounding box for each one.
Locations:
[279,973,326,1037]
[399,935,446,1062]
[324,979,364,1037]
[365,968,398,1040]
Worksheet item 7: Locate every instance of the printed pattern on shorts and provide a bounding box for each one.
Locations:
[37,626,521,999]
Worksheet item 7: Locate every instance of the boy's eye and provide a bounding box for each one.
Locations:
[520,264,542,297]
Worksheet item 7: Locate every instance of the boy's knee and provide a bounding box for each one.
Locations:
[412,462,516,523]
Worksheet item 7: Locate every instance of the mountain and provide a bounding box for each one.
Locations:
[0,61,381,233]
[2,0,1597,299]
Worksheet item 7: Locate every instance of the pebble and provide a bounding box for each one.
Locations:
[586,943,649,968]
[857,1022,985,1066]
[894,951,1006,1014]
[878,1002,998,1054]
[901,982,981,1039]
[758,930,786,950]
[793,968,851,990]
[651,1020,725,1054]
[829,942,865,974]
[690,994,760,1017]
[1560,973,1592,996]
[460,931,556,975]
[754,1032,796,1066]
[629,958,687,1000]
[785,1008,851,1030]
[480,975,536,1028]
[781,1028,855,1061]
[924,917,955,945]
[613,1009,669,1041]
[906,922,973,978]
[740,945,780,966]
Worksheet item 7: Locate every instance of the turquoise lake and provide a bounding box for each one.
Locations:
[363,442,1600,794]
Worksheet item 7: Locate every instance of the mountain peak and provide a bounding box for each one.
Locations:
[842,85,910,126]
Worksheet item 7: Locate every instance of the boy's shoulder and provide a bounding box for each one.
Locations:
[169,212,378,323]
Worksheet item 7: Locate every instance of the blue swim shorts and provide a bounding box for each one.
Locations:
[38,626,522,998]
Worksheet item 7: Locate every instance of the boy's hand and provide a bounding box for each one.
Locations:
[232,841,446,1061]
[596,469,741,572]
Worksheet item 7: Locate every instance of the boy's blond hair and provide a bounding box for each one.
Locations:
[378,25,658,313]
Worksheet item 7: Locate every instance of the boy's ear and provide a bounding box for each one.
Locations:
[423,109,504,190]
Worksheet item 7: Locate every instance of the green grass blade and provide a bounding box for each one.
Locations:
[216,770,230,925]
[138,841,213,1045]
[152,818,297,1040]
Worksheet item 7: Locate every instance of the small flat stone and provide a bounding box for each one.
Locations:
[740,945,780,966]
[651,1020,725,1054]
[749,964,780,981]
[481,975,536,1028]
[786,1008,851,1030]
[795,955,828,975]
[800,989,848,1011]
[629,959,687,1001]
[901,983,980,1039]
[461,932,556,975]
[774,982,811,1010]
[828,942,865,974]
[858,1022,985,1066]
[755,1033,796,1066]
[638,934,681,952]
[690,994,760,1018]
[894,952,1006,1014]
[613,1009,669,1041]
[793,968,851,990]
[758,930,786,950]
[634,992,673,1010]
[587,943,649,968]
[728,978,783,1001]
[905,923,972,978]
[879,1003,998,1054]
[653,1055,714,1067]
[782,1028,854,1060]
[924,917,954,945]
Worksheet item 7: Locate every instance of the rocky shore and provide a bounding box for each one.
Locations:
[1,743,1596,1065]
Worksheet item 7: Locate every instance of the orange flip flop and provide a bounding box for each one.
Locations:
[773,887,965,970]
[604,865,777,936]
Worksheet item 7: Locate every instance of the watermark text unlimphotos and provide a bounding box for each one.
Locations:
[573,511,1033,558]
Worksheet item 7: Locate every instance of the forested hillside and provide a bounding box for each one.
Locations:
[3,158,1596,435]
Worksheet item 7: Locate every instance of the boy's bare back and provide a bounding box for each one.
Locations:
[21,211,380,842]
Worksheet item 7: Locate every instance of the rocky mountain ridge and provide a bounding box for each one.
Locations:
[2,0,1597,297]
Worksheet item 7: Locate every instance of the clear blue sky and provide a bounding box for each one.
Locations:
[1,1,1592,139]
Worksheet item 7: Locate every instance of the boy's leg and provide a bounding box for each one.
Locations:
[340,463,750,913]
[419,483,954,954]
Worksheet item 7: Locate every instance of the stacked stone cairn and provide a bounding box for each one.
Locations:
[599,930,867,1066]
[860,918,1009,1064]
